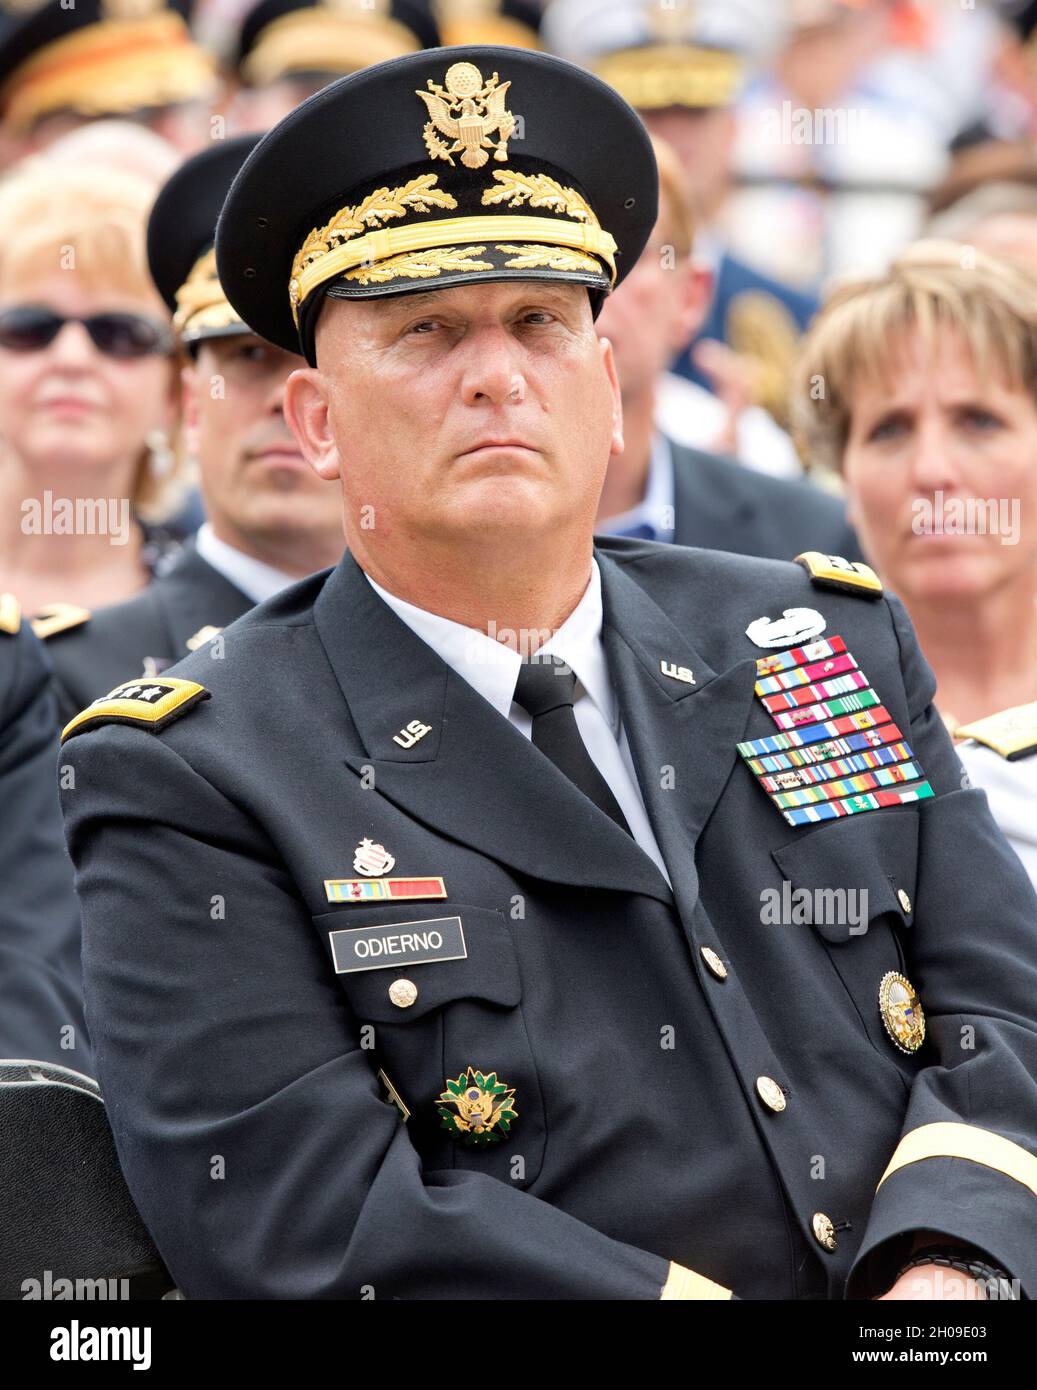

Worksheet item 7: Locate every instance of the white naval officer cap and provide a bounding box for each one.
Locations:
[540,0,787,109]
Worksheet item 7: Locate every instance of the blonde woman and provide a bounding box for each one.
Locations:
[793,241,1037,882]
[0,159,185,622]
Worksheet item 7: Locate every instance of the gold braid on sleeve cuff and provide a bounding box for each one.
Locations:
[877,1122,1037,1198]
[659,1261,732,1300]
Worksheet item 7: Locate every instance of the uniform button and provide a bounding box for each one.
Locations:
[812,1212,837,1252]
[756,1076,786,1112]
[701,946,727,980]
[897,888,912,915]
[388,978,418,1008]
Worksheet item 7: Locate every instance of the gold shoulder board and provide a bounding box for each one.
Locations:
[32,602,91,640]
[956,702,1037,761]
[794,551,883,598]
[61,677,210,745]
[0,592,21,635]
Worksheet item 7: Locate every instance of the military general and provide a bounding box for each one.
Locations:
[60,46,1037,1301]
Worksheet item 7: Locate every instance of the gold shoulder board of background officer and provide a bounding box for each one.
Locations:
[0,593,21,634]
[956,703,1037,761]
[794,551,883,598]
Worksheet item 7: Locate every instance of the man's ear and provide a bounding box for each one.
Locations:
[283,367,341,481]
[599,336,625,457]
[672,261,712,354]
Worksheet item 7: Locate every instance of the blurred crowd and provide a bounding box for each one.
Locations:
[2,0,1037,1082]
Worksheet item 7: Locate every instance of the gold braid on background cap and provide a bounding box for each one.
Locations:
[432,0,541,50]
[594,44,742,111]
[240,0,422,88]
[173,249,243,338]
[0,6,215,131]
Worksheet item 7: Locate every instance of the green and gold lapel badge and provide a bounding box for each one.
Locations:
[437,1068,517,1145]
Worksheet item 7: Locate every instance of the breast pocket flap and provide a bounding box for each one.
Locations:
[771,809,919,944]
[312,903,521,1021]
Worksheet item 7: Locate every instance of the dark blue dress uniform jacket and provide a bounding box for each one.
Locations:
[0,617,89,1071]
[59,539,1037,1299]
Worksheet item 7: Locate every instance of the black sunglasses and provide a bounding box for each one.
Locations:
[0,305,174,359]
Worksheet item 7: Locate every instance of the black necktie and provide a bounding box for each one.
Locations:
[512,656,632,835]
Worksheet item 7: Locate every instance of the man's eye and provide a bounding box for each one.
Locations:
[231,343,269,364]
[521,312,554,326]
[406,320,439,335]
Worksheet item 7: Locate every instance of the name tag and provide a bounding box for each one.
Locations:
[330,915,468,974]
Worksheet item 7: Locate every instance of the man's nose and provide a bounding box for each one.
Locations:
[458,325,526,407]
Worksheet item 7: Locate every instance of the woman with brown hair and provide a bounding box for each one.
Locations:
[793,240,1037,882]
[0,158,187,623]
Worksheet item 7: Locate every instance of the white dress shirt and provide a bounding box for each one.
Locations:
[364,560,671,884]
[194,522,297,605]
[956,741,1037,894]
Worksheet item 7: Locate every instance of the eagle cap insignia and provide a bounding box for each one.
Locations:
[416,62,515,169]
[437,1067,517,1144]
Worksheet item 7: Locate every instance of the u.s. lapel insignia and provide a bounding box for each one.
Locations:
[416,62,515,169]
[393,718,432,749]
[878,972,926,1053]
[746,608,826,649]
[437,1067,517,1145]
[660,659,695,686]
[737,634,935,824]
[353,838,396,876]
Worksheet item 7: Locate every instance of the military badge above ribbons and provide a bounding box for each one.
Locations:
[737,635,935,826]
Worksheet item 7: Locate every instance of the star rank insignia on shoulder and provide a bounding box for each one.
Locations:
[956,702,1037,761]
[61,677,210,744]
[794,552,883,598]
[737,635,934,826]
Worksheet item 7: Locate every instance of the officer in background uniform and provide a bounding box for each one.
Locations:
[0,595,88,1072]
[430,0,542,50]
[42,135,345,724]
[226,0,440,131]
[0,0,215,162]
[955,707,1037,890]
[61,46,1037,1300]
[594,134,859,554]
[542,0,817,430]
